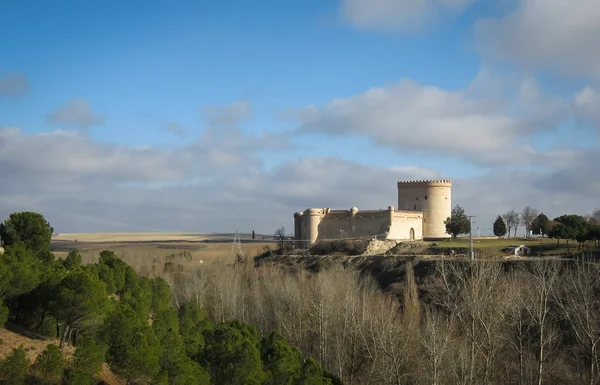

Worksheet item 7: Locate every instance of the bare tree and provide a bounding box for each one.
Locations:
[519,261,561,385]
[522,206,539,238]
[275,226,286,254]
[420,306,454,385]
[555,258,600,385]
[430,260,511,384]
[503,210,520,238]
[504,270,536,385]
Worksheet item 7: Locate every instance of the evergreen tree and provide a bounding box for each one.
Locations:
[531,213,550,237]
[178,301,213,362]
[0,346,29,385]
[65,339,105,385]
[29,344,65,385]
[0,212,53,258]
[444,205,471,238]
[0,242,42,300]
[493,215,507,237]
[51,269,108,347]
[261,332,302,385]
[295,357,333,385]
[202,322,266,385]
[62,249,82,270]
[98,303,162,383]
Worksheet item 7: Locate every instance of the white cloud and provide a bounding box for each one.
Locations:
[47,98,105,129]
[0,72,30,96]
[340,0,479,31]
[0,127,187,188]
[573,86,600,127]
[475,0,600,79]
[287,77,571,166]
[1,142,598,236]
[201,100,253,129]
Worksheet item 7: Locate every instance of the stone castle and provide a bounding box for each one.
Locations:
[293,180,452,247]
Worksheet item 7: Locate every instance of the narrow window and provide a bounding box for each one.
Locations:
[414,204,416,210]
[425,195,428,200]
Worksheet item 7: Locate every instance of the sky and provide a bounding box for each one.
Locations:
[1,0,600,235]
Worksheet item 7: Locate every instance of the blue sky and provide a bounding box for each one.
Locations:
[1,0,599,234]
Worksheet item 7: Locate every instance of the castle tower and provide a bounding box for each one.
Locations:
[397,180,452,240]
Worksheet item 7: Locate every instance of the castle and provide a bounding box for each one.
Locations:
[293,180,452,247]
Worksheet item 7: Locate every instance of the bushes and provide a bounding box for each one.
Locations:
[0,346,29,385]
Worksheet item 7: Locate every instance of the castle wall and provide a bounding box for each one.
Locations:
[397,180,452,239]
[317,209,391,241]
[294,206,426,247]
[388,211,423,240]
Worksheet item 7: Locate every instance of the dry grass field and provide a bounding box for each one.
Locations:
[51,232,277,273]
[52,232,215,242]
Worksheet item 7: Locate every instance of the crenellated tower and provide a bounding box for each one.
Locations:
[397,180,452,240]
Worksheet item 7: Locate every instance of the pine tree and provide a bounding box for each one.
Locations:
[493,215,507,237]
[444,205,471,238]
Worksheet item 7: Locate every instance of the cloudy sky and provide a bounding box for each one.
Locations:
[1,0,599,235]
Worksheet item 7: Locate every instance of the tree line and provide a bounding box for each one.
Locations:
[6,211,600,384]
[163,245,600,385]
[0,212,335,385]
[445,204,600,246]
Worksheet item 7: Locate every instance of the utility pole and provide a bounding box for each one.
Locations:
[468,216,477,260]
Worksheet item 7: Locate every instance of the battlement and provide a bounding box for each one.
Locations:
[397,179,452,187]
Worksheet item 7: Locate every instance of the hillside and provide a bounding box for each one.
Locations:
[0,326,124,385]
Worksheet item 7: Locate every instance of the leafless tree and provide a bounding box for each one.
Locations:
[503,210,520,238]
[555,258,600,385]
[591,208,600,225]
[429,260,512,384]
[519,261,561,385]
[521,206,539,238]
[420,305,454,385]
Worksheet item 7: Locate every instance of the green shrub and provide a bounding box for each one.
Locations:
[0,346,29,385]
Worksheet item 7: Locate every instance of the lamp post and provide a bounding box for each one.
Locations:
[468,216,477,260]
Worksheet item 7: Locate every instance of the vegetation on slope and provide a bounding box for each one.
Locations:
[0,212,334,385]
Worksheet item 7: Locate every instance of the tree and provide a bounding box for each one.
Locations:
[51,269,109,347]
[202,321,266,385]
[552,215,588,252]
[555,258,600,385]
[591,208,600,225]
[531,213,550,237]
[493,215,507,237]
[178,301,213,362]
[261,332,302,385]
[29,344,65,385]
[63,249,82,270]
[521,206,539,238]
[0,212,53,257]
[65,339,106,385]
[275,226,288,254]
[0,242,42,301]
[0,346,29,385]
[444,205,471,238]
[98,304,162,383]
[502,210,520,238]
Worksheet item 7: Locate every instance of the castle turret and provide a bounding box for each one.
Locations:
[397,180,452,240]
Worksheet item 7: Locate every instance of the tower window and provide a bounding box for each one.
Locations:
[425,195,428,200]
[414,204,416,210]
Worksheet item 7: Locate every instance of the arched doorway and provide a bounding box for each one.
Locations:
[409,228,415,240]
